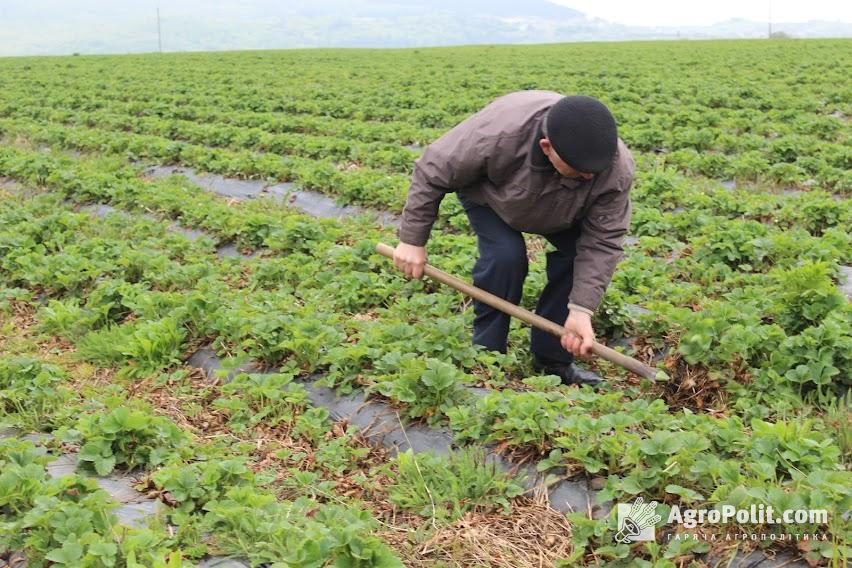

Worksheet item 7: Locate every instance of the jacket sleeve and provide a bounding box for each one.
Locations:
[568,171,634,312]
[397,116,491,246]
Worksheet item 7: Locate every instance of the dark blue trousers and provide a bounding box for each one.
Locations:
[457,192,580,364]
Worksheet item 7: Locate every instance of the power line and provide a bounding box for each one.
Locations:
[157,7,163,52]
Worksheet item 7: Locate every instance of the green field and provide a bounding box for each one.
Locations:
[0,39,850,567]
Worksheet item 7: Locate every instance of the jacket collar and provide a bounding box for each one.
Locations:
[530,122,552,170]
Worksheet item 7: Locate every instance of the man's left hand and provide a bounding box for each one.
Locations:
[561,311,595,358]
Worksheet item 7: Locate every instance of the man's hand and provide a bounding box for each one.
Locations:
[561,311,595,358]
[393,242,428,279]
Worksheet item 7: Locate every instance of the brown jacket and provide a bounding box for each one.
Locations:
[397,90,635,312]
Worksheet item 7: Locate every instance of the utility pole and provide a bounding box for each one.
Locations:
[768,0,772,38]
[157,7,163,52]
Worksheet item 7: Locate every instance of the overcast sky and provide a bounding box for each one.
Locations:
[1,1,849,57]
[552,0,852,27]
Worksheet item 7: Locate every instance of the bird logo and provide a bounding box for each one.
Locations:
[615,497,661,543]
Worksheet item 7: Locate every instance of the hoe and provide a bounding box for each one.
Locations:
[376,242,664,381]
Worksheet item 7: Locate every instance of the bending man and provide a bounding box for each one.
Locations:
[394,91,635,387]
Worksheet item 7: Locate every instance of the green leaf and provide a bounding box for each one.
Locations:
[94,455,117,476]
[639,431,683,456]
[664,483,704,502]
[45,540,84,565]
[89,541,119,564]
[101,407,131,434]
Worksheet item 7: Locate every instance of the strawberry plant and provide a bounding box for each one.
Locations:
[0,357,71,430]
[0,439,192,567]
[311,429,371,475]
[371,355,473,426]
[0,438,54,517]
[201,487,403,567]
[276,311,346,372]
[747,418,843,479]
[36,297,101,339]
[67,407,189,475]
[10,480,119,567]
[291,406,333,444]
[213,369,309,432]
[689,218,770,270]
[768,261,845,334]
[768,306,852,398]
[449,390,572,454]
[151,459,255,516]
[2,483,191,564]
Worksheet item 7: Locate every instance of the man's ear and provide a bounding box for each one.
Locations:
[539,137,551,155]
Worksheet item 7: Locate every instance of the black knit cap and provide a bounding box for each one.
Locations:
[545,95,618,174]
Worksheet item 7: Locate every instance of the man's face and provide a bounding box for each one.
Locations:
[539,138,595,181]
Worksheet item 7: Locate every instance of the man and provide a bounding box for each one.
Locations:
[393,91,635,387]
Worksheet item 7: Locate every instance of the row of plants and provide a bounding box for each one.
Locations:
[0,104,422,175]
[0,435,186,567]
[2,142,849,402]
[0,39,848,566]
[3,142,848,401]
[1,146,848,563]
[3,41,847,190]
[0,358,407,567]
[0,116,413,210]
[4,92,852,212]
[0,91,439,144]
[0,189,533,566]
[5,42,847,135]
[2,118,849,262]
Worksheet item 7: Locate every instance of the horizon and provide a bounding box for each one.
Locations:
[3,35,852,60]
[1,1,850,57]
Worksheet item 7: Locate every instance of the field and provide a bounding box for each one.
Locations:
[0,39,850,567]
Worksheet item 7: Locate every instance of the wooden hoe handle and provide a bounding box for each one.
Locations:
[375,242,660,380]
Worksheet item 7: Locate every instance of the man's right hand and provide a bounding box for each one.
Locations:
[393,242,428,279]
